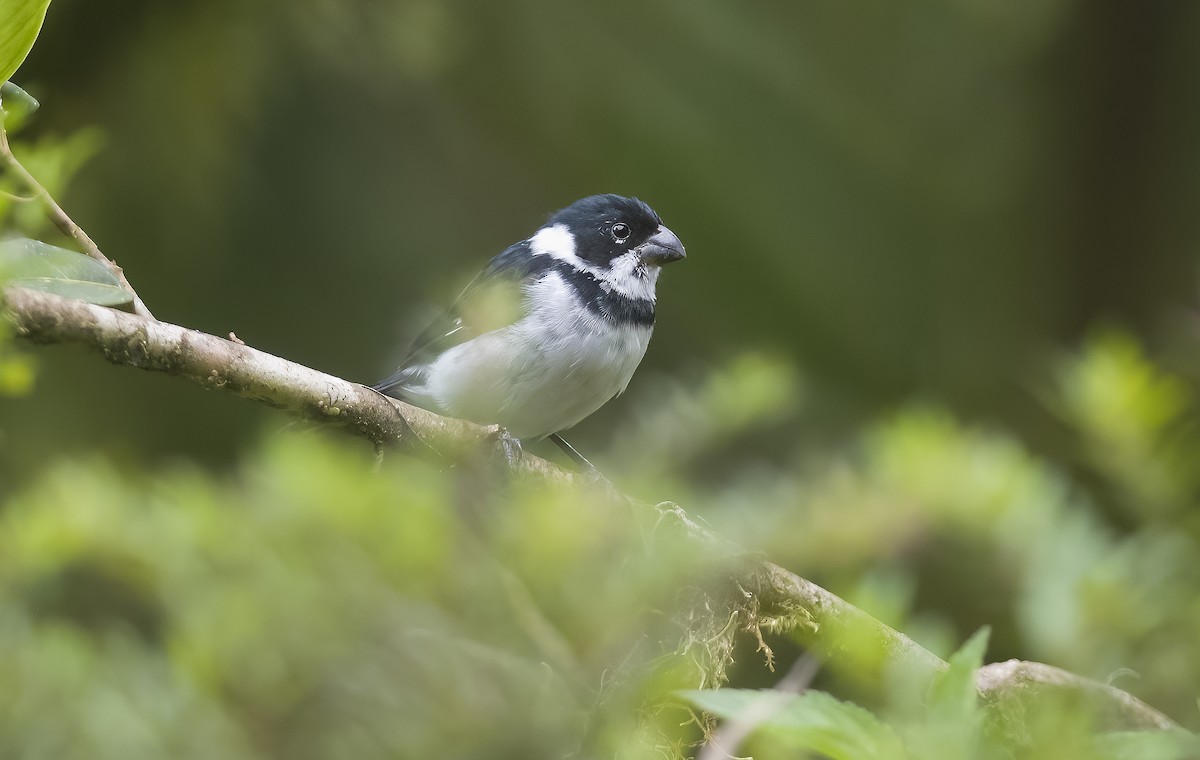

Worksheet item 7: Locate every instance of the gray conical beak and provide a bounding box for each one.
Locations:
[638,225,686,266]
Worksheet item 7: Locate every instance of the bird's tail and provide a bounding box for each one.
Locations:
[372,366,435,410]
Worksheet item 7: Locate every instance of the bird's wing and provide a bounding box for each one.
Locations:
[373,240,543,398]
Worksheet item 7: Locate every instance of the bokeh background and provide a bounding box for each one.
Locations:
[5,0,1200,471]
[3,0,1200,756]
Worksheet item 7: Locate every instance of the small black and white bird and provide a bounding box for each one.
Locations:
[373,194,685,469]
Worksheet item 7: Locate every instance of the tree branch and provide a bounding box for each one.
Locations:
[1,286,569,479]
[977,660,1177,731]
[0,285,1179,733]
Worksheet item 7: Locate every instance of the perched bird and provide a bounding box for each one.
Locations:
[373,194,686,470]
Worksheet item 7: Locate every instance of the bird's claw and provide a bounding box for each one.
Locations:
[490,427,524,470]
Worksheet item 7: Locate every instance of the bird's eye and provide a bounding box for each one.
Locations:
[611,223,631,243]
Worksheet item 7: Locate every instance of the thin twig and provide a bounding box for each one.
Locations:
[0,121,155,319]
[0,189,35,202]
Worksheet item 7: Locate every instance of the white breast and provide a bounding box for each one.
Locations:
[423,271,652,439]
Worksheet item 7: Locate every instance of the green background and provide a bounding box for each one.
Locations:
[5,0,1200,473]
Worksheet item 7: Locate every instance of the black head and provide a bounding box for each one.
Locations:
[546,194,685,268]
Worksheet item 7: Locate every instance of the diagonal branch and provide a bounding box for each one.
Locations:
[1,286,548,473]
[0,286,1179,733]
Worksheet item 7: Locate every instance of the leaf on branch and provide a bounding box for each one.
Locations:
[0,0,52,85]
[680,687,908,760]
[901,627,989,758]
[0,238,134,306]
[928,626,988,722]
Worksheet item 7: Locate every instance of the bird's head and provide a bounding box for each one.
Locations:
[544,194,686,272]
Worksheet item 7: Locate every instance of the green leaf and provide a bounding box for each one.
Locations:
[928,626,988,719]
[0,238,133,306]
[902,628,989,758]
[0,0,52,84]
[681,688,909,760]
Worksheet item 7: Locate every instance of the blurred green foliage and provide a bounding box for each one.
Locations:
[0,315,34,395]
[1,341,1199,756]
[698,333,1200,723]
[0,435,737,759]
[685,630,1200,759]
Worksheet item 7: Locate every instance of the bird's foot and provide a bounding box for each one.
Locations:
[490,427,524,470]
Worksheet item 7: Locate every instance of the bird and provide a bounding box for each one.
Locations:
[373,194,686,472]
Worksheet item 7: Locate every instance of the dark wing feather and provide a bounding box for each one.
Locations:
[373,240,545,397]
